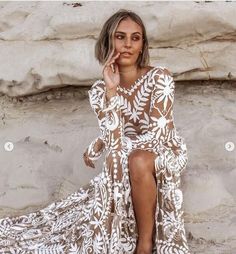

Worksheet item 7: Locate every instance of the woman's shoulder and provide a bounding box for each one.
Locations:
[149,65,175,90]
[150,65,173,76]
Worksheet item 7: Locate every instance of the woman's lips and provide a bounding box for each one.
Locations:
[121,52,132,57]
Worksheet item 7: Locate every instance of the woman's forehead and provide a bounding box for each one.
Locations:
[116,18,142,33]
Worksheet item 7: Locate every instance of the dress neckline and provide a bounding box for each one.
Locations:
[117,66,156,95]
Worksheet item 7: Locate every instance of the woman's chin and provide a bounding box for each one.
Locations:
[118,59,136,66]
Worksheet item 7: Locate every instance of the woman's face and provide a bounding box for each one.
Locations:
[113,18,143,67]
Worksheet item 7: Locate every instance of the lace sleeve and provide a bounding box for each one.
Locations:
[88,80,124,152]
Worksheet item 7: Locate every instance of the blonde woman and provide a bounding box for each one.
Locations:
[0,9,190,254]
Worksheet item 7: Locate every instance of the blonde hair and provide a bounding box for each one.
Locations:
[95,9,150,68]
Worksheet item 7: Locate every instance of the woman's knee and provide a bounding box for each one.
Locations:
[128,150,155,180]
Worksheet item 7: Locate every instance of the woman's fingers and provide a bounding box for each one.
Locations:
[86,158,94,168]
[89,160,95,168]
[105,52,120,67]
[104,53,120,73]
[106,48,116,63]
[109,52,120,64]
[114,63,119,73]
[83,151,95,168]
[88,158,95,168]
[106,49,114,61]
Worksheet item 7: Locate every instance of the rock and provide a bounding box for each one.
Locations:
[0,2,236,96]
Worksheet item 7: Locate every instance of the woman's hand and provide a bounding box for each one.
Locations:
[83,148,95,169]
[102,51,121,90]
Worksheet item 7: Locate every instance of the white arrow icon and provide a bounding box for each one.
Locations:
[4,142,14,152]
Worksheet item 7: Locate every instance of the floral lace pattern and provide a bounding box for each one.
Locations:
[0,66,190,254]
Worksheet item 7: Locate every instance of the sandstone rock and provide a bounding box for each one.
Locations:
[0,1,236,96]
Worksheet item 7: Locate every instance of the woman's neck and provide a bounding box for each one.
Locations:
[119,65,141,88]
[118,65,138,74]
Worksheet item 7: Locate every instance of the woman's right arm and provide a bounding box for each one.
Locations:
[88,80,123,152]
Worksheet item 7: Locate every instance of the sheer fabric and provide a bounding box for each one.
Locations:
[0,66,190,254]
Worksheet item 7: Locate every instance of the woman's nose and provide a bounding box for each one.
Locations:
[124,37,132,47]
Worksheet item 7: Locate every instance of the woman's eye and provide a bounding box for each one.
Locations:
[116,35,140,41]
[116,35,123,39]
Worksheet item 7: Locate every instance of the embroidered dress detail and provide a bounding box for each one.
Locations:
[117,67,156,95]
[0,66,190,254]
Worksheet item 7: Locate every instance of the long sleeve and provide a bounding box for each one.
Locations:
[88,80,124,152]
[124,68,188,176]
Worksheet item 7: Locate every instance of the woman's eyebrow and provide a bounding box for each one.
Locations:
[115,31,141,35]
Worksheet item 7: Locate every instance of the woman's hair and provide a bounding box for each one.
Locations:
[95,9,150,68]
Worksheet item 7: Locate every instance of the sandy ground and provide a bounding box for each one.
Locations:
[0,82,236,253]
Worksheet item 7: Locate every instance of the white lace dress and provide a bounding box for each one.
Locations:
[0,66,191,254]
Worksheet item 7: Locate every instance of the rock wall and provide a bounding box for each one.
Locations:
[0,1,236,96]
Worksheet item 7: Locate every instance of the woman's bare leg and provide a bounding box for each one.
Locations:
[128,150,157,254]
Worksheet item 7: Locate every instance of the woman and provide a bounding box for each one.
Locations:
[85,9,190,254]
[0,9,190,254]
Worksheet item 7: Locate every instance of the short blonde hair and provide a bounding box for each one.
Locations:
[95,9,150,68]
